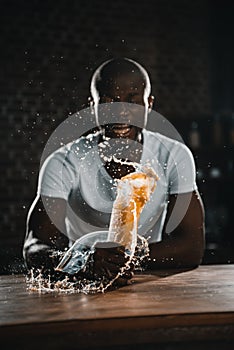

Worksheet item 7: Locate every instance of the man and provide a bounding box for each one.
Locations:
[23,58,205,284]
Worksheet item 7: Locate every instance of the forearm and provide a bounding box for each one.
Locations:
[23,230,62,271]
[23,196,70,275]
[147,191,205,269]
[148,235,204,269]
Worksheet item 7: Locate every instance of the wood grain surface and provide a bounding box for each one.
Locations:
[1,265,234,349]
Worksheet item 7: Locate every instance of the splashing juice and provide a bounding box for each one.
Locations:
[108,167,158,257]
[27,165,158,294]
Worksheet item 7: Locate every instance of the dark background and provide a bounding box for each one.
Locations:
[0,0,233,273]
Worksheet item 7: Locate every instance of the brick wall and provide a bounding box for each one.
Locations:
[0,0,229,272]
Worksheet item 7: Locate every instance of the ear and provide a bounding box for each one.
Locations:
[88,96,95,114]
[148,95,154,112]
[88,96,94,106]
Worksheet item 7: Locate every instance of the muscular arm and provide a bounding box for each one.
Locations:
[23,195,69,271]
[24,195,131,285]
[148,190,205,269]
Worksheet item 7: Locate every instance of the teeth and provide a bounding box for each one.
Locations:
[112,126,131,134]
[113,124,129,128]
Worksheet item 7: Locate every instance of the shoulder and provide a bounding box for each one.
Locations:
[144,129,178,146]
[144,129,192,155]
[143,129,196,174]
[41,132,100,170]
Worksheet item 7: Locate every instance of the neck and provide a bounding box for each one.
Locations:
[98,128,144,145]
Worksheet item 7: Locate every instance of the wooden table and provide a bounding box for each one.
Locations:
[1,265,234,350]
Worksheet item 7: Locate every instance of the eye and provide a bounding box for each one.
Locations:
[128,93,143,104]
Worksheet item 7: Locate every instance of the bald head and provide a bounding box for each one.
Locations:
[90,58,151,105]
[90,58,154,140]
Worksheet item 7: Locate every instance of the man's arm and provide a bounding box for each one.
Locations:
[24,196,132,285]
[148,190,205,269]
[23,195,69,271]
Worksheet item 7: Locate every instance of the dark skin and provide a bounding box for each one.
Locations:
[24,196,133,284]
[24,59,205,285]
[148,191,205,268]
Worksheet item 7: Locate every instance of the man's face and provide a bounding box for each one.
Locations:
[95,73,149,141]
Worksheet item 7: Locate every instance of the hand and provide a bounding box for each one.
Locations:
[82,241,134,286]
[25,245,57,271]
[25,245,69,282]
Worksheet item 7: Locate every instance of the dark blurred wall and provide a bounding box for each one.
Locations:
[210,1,234,113]
[0,0,233,272]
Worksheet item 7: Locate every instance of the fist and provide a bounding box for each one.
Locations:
[82,241,134,286]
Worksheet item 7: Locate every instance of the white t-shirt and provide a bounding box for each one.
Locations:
[38,129,197,243]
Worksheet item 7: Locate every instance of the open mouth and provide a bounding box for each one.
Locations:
[111,124,132,136]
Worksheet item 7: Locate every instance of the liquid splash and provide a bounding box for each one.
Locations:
[26,234,150,294]
[26,164,158,294]
[108,166,158,255]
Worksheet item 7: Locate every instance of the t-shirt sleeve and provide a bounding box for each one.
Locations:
[168,142,197,194]
[37,150,76,200]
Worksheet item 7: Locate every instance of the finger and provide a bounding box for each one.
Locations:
[114,245,126,255]
[95,250,126,266]
[95,242,126,256]
[119,270,134,280]
[113,276,132,287]
[104,260,123,273]
[95,260,121,275]
[96,267,118,281]
[104,254,126,266]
